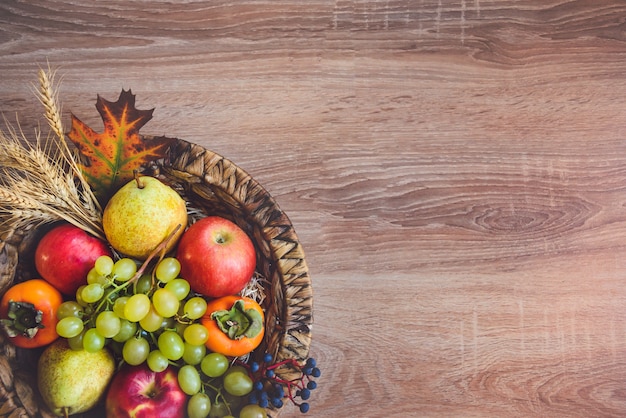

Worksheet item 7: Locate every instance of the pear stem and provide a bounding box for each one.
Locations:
[133,170,144,189]
[62,406,69,418]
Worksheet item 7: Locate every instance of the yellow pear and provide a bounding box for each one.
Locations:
[37,339,115,417]
[103,175,188,260]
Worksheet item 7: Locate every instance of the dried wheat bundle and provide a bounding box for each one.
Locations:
[0,68,103,240]
[0,127,104,240]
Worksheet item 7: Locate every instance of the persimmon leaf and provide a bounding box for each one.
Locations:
[67,89,174,202]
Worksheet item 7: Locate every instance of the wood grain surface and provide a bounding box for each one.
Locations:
[2,1,626,416]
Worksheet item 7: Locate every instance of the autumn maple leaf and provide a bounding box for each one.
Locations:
[68,89,174,203]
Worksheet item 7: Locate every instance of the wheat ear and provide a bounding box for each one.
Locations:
[36,66,64,141]
[36,66,103,215]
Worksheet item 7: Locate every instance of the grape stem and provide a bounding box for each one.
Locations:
[85,224,184,332]
[198,379,235,416]
[127,223,183,285]
[87,224,182,316]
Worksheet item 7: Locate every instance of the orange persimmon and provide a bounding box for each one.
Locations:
[201,295,265,357]
[0,279,62,348]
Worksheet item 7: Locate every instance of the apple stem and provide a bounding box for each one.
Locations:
[127,223,183,284]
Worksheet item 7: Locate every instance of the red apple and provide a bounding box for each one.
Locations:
[105,364,186,418]
[35,223,113,295]
[176,216,256,298]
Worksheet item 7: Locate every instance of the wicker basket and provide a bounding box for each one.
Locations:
[0,137,313,418]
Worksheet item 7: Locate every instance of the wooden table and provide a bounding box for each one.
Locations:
[2,1,626,416]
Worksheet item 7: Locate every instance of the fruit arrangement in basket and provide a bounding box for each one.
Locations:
[0,70,315,418]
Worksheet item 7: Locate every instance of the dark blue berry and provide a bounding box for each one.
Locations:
[266,369,275,378]
[272,398,284,408]
[274,384,285,398]
[305,358,317,368]
[303,367,313,375]
[299,403,310,413]
[253,381,263,391]
[307,381,317,390]
[300,388,311,400]
[250,361,260,373]
[260,391,269,402]
[311,367,321,378]
[259,398,269,408]
[248,392,259,404]
[263,353,273,363]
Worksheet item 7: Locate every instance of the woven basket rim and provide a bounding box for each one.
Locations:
[155,136,313,362]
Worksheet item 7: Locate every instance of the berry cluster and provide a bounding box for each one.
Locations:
[242,353,321,413]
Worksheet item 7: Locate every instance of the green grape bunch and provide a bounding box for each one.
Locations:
[55,253,209,357]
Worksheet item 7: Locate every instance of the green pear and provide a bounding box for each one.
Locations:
[103,175,188,260]
[37,339,116,417]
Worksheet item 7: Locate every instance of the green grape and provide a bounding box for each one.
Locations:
[75,285,88,306]
[96,311,121,338]
[183,323,209,346]
[94,255,114,276]
[200,352,229,378]
[239,404,268,418]
[113,319,137,343]
[56,316,84,338]
[161,316,176,330]
[124,294,151,322]
[182,343,206,366]
[147,350,169,372]
[113,258,137,282]
[57,301,84,319]
[67,330,85,350]
[208,401,230,418]
[83,328,106,352]
[183,297,207,320]
[164,278,190,300]
[112,296,129,319]
[175,321,188,337]
[123,337,150,365]
[81,283,105,303]
[178,364,201,395]
[157,331,184,360]
[155,257,181,283]
[187,392,212,418]
[139,304,164,333]
[223,365,253,396]
[86,267,107,285]
[152,288,179,318]
[134,273,153,294]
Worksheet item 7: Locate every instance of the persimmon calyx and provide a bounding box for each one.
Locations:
[211,299,263,340]
[0,301,44,338]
